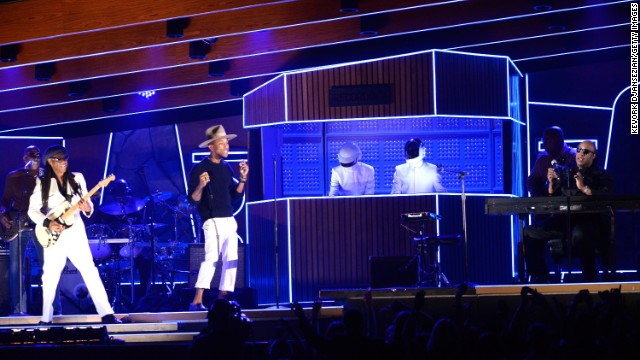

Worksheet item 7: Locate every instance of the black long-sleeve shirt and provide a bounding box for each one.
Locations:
[1,168,40,214]
[187,158,243,221]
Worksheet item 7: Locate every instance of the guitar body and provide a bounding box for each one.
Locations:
[35,201,71,248]
[0,211,33,242]
[35,223,59,248]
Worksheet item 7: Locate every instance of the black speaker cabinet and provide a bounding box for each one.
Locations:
[369,255,418,288]
[0,255,9,315]
[188,243,245,289]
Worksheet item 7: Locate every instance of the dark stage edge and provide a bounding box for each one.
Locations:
[319,281,640,300]
[2,282,639,357]
[318,282,640,321]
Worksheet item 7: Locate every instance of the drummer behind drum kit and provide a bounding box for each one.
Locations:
[81,189,195,310]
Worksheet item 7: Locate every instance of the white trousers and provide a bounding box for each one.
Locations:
[41,226,114,322]
[194,217,239,292]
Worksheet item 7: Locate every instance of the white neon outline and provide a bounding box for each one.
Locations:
[604,85,631,169]
[286,199,293,304]
[514,44,629,62]
[528,101,613,111]
[175,124,198,239]
[243,114,523,129]
[100,132,113,206]
[0,136,63,140]
[432,51,438,115]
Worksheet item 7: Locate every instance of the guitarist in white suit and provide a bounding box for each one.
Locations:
[27,145,121,325]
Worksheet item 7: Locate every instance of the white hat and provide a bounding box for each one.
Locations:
[338,142,362,164]
[198,125,237,148]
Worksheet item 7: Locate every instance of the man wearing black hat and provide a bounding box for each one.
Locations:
[391,138,446,194]
[27,145,121,324]
[0,146,62,316]
[187,125,249,311]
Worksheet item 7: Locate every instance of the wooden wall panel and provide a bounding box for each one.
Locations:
[244,76,285,127]
[285,52,435,121]
[434,52,509,117]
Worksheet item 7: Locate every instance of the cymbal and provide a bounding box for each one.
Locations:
[99,196,145,215]
[145,191,175,203]
[129,223,168,232]
[177,194,195,212]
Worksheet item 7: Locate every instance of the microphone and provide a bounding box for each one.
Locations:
[551,159,569,173]
[206,171,214,197]
[24,160,33,169]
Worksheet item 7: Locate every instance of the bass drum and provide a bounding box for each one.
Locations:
[86,224,113,260]
[119,243,144,259]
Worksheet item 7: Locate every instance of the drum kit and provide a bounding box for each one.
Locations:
[86,186,197,310]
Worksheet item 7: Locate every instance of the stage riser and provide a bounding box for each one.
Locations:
[247,195,515,305]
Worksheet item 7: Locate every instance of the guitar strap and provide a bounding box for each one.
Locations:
[57,177,77,203]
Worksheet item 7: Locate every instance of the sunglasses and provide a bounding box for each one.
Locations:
[576,147,593,155]
[50,157,68,162]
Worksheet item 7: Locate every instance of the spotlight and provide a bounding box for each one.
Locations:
[208,60,230,77]
[532,4,553,11]
[0,43,19,62]
[339,0,358,12]
[34,62,56,81]
[166,17,190,38]
[68,80,91,97]
[229,78,250,97]
[360,15,380,36]
[189,38,216,60]
[102,96,121,113]
[137,90,156,99]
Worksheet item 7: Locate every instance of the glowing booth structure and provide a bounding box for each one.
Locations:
[243,50,524,305]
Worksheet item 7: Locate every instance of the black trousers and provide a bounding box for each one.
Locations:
[523,213,611,282]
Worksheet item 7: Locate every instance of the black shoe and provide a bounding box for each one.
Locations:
[188,303,207,311]
[101,314,123,324]
[38,321,52,326]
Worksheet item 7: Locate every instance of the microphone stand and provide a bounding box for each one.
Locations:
[16,166,34,315]
[273,155,281,308]
[561,171,573,280]
[138,168,156,291]
[439,165,470,285]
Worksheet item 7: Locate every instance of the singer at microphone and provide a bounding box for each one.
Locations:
[186,125,249,310]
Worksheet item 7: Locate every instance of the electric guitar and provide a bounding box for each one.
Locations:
[0,211,33,242]
[35,174,115,248]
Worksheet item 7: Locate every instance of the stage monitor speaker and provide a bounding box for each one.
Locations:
[188,243,245,289]
[0,255,9,315]
[369,255,418,288]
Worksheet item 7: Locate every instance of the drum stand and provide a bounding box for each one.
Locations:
[110,246,129,312]
[404,220,448,287]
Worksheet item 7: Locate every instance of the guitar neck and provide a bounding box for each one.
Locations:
[60,179,110,222]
